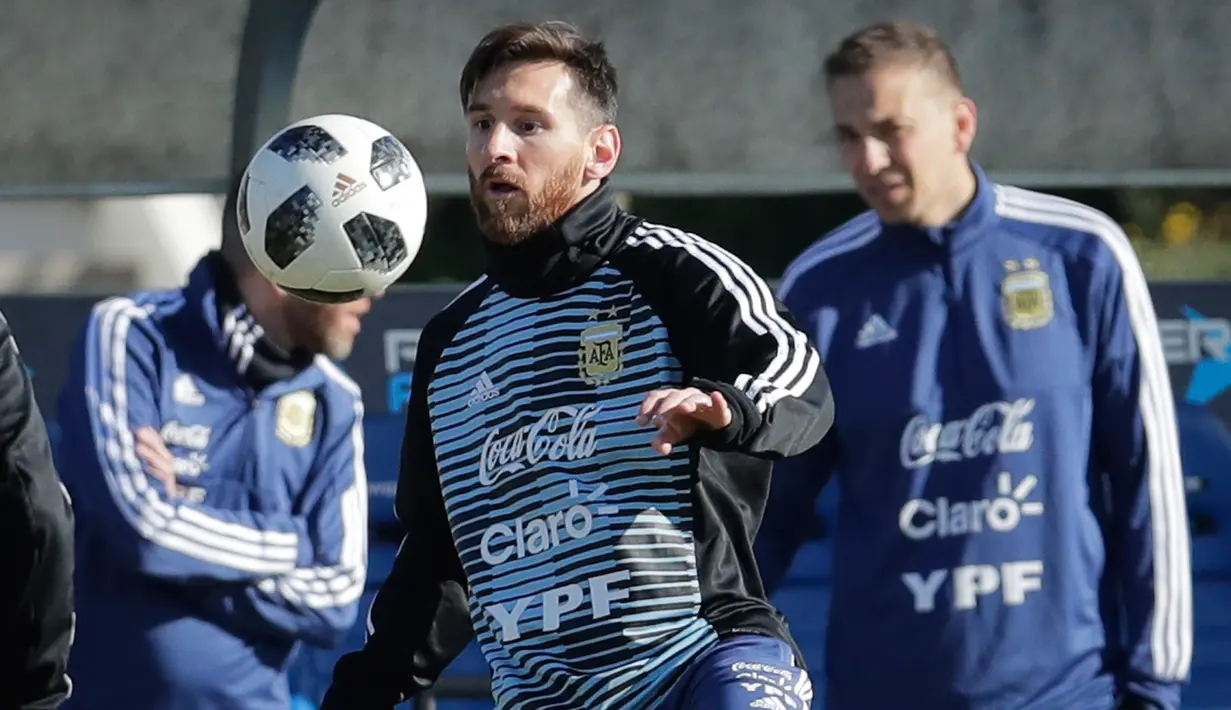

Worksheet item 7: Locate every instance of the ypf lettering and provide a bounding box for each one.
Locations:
[901,560,1043,612]
[486,570,631,642]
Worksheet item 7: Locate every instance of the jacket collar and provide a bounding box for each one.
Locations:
[186,251,315,391]
[880,161,999,252]
[481,180,636,298]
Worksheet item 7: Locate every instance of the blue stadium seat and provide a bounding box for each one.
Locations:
[1176,403,1231,577]
[365,413,406,530]
[1174,404,1231,708]
[1189,581,1231,707]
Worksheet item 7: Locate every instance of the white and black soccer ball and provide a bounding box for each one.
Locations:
[236,113,427,303]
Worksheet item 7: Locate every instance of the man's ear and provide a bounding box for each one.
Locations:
[585,124,621,181]
[954,97,978,155]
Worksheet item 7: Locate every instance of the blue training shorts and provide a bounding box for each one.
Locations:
[660,634,815,709]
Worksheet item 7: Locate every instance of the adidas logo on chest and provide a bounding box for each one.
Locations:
[467,371,501,407]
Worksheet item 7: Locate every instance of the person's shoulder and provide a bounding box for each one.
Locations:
[622,218,719,256]
[427,275,492,333]
[779,210,884,299]
[83,285,188,347]
[411,275,495,365]
[616,218,761,277]
[313,356,363,411]
[991,183,1134,271]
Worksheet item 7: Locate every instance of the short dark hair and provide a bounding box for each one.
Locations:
[823,21,963,92]
[459,21,619,125]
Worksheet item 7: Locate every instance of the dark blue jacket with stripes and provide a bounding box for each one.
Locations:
[54,253,368,710]
[756,164,1192,710]
[323,180,835,710]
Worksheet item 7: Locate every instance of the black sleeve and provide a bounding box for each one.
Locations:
[616,227,835,458]
[0,313,75,710]
[321,312,475,709]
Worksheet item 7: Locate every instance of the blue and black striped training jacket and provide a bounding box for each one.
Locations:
[324,180,835,710]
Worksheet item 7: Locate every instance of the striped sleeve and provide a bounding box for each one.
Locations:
[78,297,314,581]
[996,187,1192,705]
[621,222,834,457]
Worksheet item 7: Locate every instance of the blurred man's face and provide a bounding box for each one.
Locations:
[827,63,976,224]
[464,60,616,244]
[281,295,375,361]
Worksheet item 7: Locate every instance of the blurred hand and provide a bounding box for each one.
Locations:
[135,426,180,497]
[636,387,732,455]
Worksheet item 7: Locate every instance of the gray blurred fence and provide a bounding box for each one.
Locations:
[2,0,1230,194]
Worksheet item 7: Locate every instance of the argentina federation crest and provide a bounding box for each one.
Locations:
[1001,258,1054,330]
[275,390,317,448]
[579,309,624,386]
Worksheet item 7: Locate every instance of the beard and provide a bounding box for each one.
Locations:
[469,156,585,245]
[281,299,360,361]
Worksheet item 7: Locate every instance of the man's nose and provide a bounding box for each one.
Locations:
[860,137,892,175]
[484,123,516,164]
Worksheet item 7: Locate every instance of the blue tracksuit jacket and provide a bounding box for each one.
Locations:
[55,255,368,710]
[756,165,1192,709]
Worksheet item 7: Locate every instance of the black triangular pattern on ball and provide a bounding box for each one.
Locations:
[236,172,251,235]
[368,135,415,191]
[343,212,407,274]
[265,185,321,269]
[266,125,347,164]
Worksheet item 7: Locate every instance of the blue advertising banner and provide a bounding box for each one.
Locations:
[8,281,1231,424]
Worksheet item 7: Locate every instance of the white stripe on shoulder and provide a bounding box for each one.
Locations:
[315,356,361,398]
[994,185,1192,681]
[778,212,881,299]
[627,222,821,413]
[443,275,488,311]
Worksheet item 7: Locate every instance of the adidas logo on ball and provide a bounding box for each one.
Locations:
[332,173,367,207]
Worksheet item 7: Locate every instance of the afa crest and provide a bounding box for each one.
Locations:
[1001,258,1054,330]
[275,390,317,448]
[579,306,624,386]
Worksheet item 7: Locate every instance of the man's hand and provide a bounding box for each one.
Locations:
[134,426,181,497]
[636,387,732,455]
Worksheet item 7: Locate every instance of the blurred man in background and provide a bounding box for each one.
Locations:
[756,20,1192,710]
[321,20,831,710]
[54,229,373,710]
[0,312,75,709]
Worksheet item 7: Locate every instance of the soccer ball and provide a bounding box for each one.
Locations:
[235,113,427,304]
